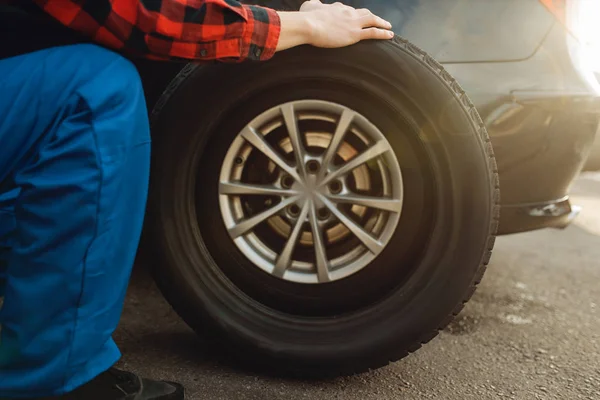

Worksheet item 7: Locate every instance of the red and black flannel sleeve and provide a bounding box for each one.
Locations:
[32,0,281,62]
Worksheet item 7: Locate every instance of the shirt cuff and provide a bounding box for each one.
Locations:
[239,5,281,62]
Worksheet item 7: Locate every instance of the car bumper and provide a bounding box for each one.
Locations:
[498,196,581,235]
[493,94,599,234]
[442,22,600,234]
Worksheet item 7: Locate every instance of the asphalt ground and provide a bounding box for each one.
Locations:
[115,172,600,400]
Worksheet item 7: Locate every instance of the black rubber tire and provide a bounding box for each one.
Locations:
[146,36,500,377]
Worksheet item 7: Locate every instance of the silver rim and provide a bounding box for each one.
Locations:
[218,100,403,284]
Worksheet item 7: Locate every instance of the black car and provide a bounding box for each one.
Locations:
[130,0,599,376]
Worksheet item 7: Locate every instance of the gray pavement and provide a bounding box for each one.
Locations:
[115,173,600,400]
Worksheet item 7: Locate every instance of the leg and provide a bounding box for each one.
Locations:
[0,44,150,397]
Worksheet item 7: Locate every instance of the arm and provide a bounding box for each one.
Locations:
[33,0,393,62]
[33,0,285,62]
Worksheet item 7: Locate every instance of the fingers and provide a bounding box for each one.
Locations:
[360,12,392,30]
[360,27,395,40]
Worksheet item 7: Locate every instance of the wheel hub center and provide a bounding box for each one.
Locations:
[303,174,318,193]
[296,173,324,208]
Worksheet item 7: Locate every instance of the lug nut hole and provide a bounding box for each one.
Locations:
[328,180,342,194]
[317,208,330,220]
[306,160,320,174]
[281,175,294,189]
[288,204,301,217]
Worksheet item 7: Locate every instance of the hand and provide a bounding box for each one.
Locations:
[302,1,394,48]
[275,1,394,52]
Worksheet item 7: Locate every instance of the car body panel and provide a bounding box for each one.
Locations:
[255,0,555,62]
[341,0,554,62]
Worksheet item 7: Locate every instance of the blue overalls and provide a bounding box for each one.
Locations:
[0,8,151,397]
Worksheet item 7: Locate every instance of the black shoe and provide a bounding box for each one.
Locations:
[34,367,185,399]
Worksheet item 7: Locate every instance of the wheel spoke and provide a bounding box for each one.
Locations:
[228,195,300,238]
[308,200,331,283]
[220,182,299,197]
[318,109,355,180]
[240,125,301,182]
[281,104,306,178]
[222,101,403,284]
[318,194,384,255]
[326,194,402,213]
[273,201,310,278]
[320,140,390,187]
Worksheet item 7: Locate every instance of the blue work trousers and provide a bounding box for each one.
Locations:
[0,44,151,397]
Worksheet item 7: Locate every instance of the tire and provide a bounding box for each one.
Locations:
[146,36,500,377]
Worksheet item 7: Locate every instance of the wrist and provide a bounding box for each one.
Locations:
[275,11,315,52]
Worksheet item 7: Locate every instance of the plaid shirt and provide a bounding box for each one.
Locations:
[27,0,281,62]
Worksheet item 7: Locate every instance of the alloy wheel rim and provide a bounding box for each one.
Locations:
[218,100,403,284]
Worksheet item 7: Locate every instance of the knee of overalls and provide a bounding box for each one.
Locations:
[0,43,149,181]
[65,44,149,140]
[72,44,144,106]
[61,44,151,157]
[0,43,149,270]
